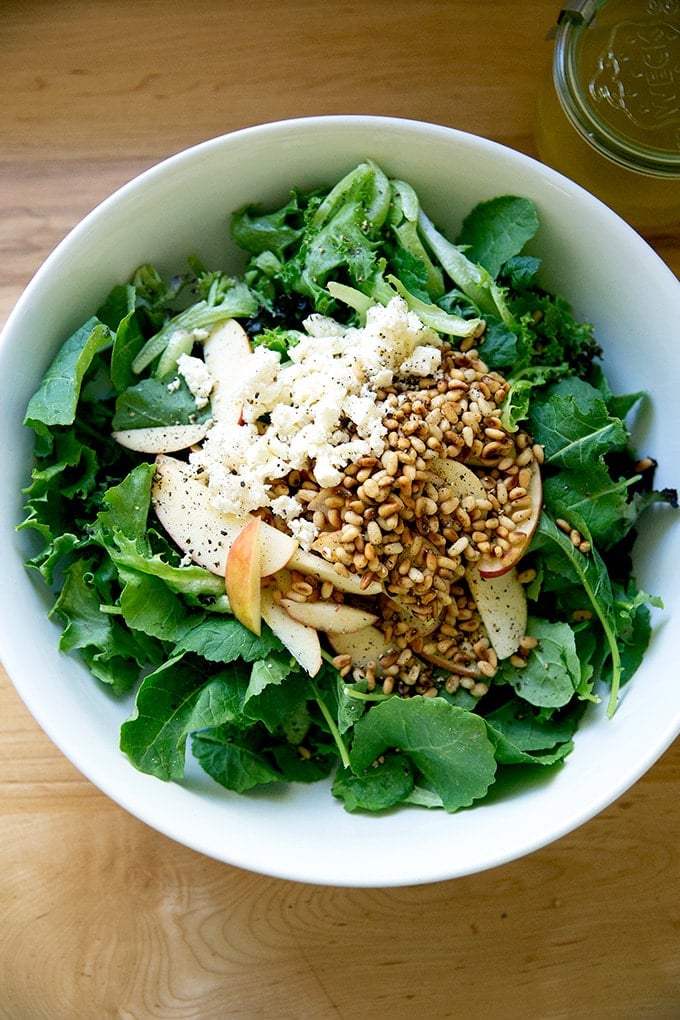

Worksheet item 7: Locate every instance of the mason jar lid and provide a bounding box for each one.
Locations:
[553,0,680,178]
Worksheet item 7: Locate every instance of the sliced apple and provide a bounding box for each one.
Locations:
[261,588,322,676]
[151,455,299,575]
[279,599,378,635]
[152,455,249,573]
[258,523,299,577]
[113,422,210,453]
[305,487,341,513]
[417,644,482,678]
[202,319,252,424]
[382,594,443,637]
[288,547,382,596]
[327,624,395,668]
[431,455,542,578]
[225,517,262,635]
[430,456,488,500]
[477,459,542,578]
[466,565,527,660]
[309,529,345,557]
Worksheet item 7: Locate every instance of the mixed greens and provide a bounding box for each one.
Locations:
[20,160,676,813]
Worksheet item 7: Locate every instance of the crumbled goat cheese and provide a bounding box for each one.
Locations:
[177,353,214,409]
[402,344,442,377]
[190,297,441,519]
[270,494,304,522]
[288,516,319,550]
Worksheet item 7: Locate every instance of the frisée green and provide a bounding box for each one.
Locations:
[20,161,676,813]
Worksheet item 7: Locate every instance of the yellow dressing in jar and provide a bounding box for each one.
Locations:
[536,0,680,230]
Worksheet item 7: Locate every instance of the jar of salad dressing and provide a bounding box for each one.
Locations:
[535,0,680,230]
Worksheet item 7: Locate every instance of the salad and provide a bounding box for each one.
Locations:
[21,160,676,813]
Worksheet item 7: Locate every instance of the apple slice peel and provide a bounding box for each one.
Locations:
[225,517,263,635]
[151,454,298,576]
[431,455,542,578]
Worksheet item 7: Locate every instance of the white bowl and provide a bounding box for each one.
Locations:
[1,116,678,887]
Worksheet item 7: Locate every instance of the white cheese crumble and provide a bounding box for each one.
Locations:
[189,298,441,537]
[288,516,320,549]
[177,352,214,409]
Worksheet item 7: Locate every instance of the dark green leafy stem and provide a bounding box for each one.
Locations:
[311,679,351,770]
[534,515,621,716]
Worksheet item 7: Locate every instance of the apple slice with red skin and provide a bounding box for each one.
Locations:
[477,460,542,578]
[113,422,210,453]
[279,599,378,635]
[202,319,252,425]
[151,455,298,575]
[152,455,248,573]
[151,455,378,597]
[431,456,542,578]
[261,588,322,676]
[225,517,263,635]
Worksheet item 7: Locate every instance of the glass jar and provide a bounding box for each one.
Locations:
[536,0,680,230]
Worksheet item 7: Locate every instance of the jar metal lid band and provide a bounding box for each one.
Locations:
[557,1,599,27]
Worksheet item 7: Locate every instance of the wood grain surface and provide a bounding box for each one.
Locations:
[1,3,678,1018]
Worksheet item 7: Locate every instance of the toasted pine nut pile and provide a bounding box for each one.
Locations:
[263,345,543,697]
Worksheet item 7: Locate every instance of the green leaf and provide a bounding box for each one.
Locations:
[349,696,497,812]
[496,618,583,709]
[417,207,514,324]
[24,320,112,429]
[97,283,135,331]
[476,316,519,370]
[231,190,306,258]
[333,753,414,812]
[484,699,580,764]
[458,196,539,278]
[112,308,147,392]
[613,581,660,686]
[175,617,283,663]
[93,465,225,601]
[245,650,295,703]
[530,377,628,470]
[187,673,250,730]
[388,178,445,299]
[531,512,622,715]
[119,658,218,780]
[191,728,283,792]
[52,557,117,654]
[51,557,152,694]
[96,461,155,542]
[117,569,195,643]
[271,739,335,783]
[244,676,309,734]
[131,278,258,375]
[542,466,639,549]
[112,375,211,431]
[108,532,224,600]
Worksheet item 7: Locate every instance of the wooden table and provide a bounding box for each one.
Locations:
[2,3,678,1017]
